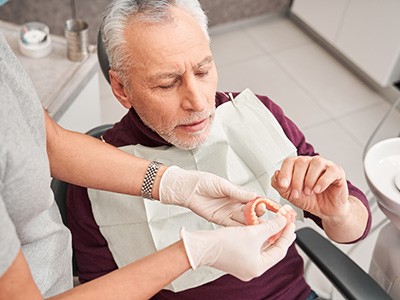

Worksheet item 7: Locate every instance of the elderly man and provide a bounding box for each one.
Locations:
[67,0,371,299]
[0,17,297,300]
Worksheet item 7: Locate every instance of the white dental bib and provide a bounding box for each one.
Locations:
[88,89,301,292]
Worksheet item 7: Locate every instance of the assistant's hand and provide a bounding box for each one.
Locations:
[180,215,296,281]
[271,156,350,220]
[159,166,258,226]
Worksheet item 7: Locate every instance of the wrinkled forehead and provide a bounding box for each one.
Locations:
[123,6,211,74]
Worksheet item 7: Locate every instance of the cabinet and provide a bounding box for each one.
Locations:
[291,0,400,87]
[291,0,349,44]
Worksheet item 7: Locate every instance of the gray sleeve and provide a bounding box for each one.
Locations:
[0,191,20,276]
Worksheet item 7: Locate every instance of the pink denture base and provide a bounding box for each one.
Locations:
[244,197,297,244]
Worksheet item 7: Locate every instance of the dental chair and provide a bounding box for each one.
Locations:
[51,26,390,299]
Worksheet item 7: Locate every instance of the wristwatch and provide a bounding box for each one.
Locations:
[141,161,163,200]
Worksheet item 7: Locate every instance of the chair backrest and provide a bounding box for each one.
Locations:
[51,124,113,276]
[51,178,70,226]
[97,28,111,84]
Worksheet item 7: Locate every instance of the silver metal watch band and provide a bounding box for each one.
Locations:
[140,161,163,200]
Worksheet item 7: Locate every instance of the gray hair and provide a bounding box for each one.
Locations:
[101,0,209,81]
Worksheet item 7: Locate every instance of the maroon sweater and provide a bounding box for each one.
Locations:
[67,92,371,300]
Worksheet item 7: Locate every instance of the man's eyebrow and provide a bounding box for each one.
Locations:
[197,55,213,68]
[152,72,180,81]
[150,56,214,82]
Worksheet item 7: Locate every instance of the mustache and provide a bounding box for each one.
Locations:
[177,108,216,126]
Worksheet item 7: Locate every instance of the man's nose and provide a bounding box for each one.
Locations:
[181,77,207,112]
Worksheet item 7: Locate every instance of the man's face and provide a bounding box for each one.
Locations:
[121,7,218,150]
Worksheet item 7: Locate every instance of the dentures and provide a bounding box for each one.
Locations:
[244,197,297,244]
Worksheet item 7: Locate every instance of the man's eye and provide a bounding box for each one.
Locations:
[196,71,209,77]
[159,82,176,89]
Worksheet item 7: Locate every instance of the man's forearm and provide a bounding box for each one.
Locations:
[322,195,369,243]
[44,110,166,198]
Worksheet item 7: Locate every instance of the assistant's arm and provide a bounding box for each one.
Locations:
[44,109,165,199]
[0,217,295,300]
[0,243,190,300]
[51,241,190,300]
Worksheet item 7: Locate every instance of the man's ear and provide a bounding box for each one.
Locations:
[109,70,133,109]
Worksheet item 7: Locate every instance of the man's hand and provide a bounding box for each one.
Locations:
[159,166,258,226]
[180,215,296,281]
[271,156,350,220]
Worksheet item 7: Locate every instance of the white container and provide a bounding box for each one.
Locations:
[19,22,52,58]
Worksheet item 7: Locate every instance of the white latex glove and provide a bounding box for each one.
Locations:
[159,166,258,226]
[180,215,296,282]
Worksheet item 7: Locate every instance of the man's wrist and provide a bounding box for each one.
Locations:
[321,196,368,242]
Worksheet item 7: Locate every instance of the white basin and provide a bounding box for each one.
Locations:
[364,137,400,230]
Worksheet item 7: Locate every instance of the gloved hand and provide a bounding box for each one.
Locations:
[180,215,296,281]
[159,166,258,226]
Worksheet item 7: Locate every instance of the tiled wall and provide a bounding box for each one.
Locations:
[0,0,290,44]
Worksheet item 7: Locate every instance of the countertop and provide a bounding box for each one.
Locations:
[0,20,98,121]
